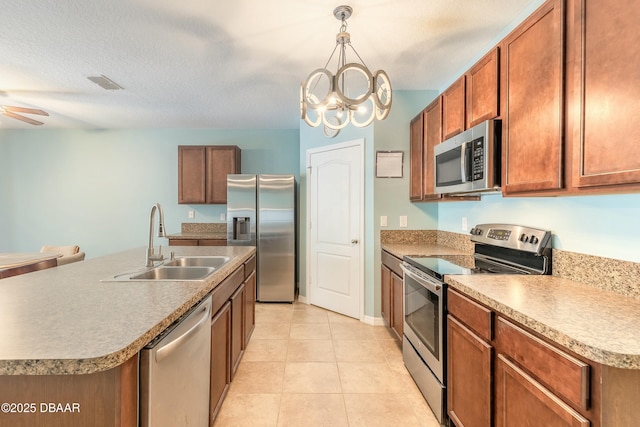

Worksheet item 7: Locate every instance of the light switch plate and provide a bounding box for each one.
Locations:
[461,216,467,231]
[380,216,388,227]
[399,216,408,228]
[188,210,195,219]
[220,213,226,221]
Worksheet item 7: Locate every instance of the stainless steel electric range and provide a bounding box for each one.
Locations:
[401,223,552,425]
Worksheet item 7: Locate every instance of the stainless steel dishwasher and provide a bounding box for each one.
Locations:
[140,295,212,427]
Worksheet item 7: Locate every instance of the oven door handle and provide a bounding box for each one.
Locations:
[400,264,442,294]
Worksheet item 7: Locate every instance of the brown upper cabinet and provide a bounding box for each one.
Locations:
[408,98,442,202]
[443,48,500,141]
[410,97,479,203]
[466,48,500,129]
[568,0,640,189]
[423,98,443,201]
[501,0,564,195]
[409,113,425,201]
[178,145,241,204]
[442,76,466,140]
[411,0,640,199]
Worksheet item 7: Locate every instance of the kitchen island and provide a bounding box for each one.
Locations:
[0,245,255,427]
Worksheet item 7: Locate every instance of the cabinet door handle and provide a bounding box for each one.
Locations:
[351,239,359,244]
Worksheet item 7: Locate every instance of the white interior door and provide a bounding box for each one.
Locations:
[307,140,363,319]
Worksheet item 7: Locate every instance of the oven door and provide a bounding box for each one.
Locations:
[401,263,445,383]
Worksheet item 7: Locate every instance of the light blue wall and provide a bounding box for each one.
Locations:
[374,90,440,230]
[0,129,299,258]
[298,90,437,319]
[371,90,439,317]
[0,142,11,246]
[438,193,640,262]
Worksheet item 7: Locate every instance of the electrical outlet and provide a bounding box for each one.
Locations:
[188,210,195,219]
[380,216,388,227]
[220,213,226,221]
[399,216,408,228]
[461,216,467,231]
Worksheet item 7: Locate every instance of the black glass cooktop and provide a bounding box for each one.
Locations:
[405,256,472,276]
[403,255,529,280]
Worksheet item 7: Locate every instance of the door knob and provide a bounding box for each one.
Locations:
[351,239,359,244]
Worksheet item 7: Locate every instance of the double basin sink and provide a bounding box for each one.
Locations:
[104,256,232,282]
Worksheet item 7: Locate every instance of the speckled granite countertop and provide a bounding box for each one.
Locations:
[168,222,227,240]
[0,245,255,376]
[445,274,640,369]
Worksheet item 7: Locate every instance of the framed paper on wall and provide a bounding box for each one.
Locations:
[376,151,404,178]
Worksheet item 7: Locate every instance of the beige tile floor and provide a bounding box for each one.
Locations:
[214,301,441,427]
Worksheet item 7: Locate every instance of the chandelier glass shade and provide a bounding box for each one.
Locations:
[300,5,392,130]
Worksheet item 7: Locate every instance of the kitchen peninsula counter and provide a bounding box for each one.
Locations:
[0,245,255,376]
[167,231,227,240]
[446,273,640,369]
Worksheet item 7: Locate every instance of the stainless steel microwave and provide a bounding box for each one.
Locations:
[434,119,501,195]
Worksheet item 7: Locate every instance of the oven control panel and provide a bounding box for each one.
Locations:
[469,223,551,254]
[487,229,511,241]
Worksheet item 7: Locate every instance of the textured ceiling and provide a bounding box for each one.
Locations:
[0,0,533,129]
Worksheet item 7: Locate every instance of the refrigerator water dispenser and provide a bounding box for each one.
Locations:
[233,217,251,241]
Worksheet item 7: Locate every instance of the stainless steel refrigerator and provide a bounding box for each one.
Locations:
[227,174,296,302]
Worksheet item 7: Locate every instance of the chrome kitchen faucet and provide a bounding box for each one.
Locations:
[145,203,167,267]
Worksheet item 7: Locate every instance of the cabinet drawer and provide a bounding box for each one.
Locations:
[211,266,245,315]
[243,255,256,278]
[495,354,589,427]
[381,250,402,277]
[168,239,198,246]
[447,289,493,342]
[495,317,590,410]
[198,239,226,246]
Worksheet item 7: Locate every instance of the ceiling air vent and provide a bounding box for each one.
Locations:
[87,75,124,90]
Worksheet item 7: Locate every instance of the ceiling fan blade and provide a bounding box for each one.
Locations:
[2,111,45,125]
[3,106,49,116]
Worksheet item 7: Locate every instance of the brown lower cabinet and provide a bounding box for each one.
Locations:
[447,316,492,427]
[495,354,589,427]
[230,282,245,379]
[381,250,403,340]
[243,269,256,347]
[448,287,595,426]
[210,301,231,421]
[448,287,640,427]
[209,254,256,426]
[0,355,138,427]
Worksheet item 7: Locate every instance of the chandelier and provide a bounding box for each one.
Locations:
[300,5,392,132]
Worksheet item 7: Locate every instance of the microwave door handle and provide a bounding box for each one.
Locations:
[460,141,468,183]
